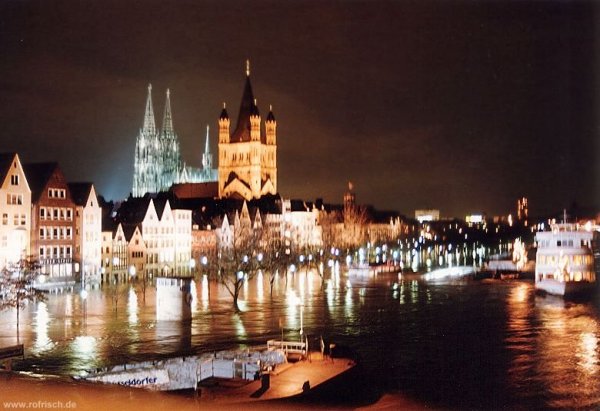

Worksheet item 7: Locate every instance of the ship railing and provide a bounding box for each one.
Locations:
[267,339,307,357]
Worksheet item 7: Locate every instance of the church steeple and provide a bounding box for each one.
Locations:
[202,125,213,170]
[143,83,156,135]
[162,88,174,137]
[232,60,256,142]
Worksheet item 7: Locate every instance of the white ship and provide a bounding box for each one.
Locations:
[535,223,597,297]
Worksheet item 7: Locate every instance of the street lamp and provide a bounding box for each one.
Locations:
[189,258,196,276]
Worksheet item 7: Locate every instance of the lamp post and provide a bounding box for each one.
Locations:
[189,258,196,277]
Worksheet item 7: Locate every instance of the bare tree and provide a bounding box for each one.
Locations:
[0,258,46,340]
[213,218,263,312]
[341,204,369,251]
[260,231,291,297]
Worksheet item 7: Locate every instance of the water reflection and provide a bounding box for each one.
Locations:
[534,296,600,408]
[33,301,52,353]
[1,260,599,409]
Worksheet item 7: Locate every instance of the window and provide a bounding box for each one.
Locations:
[39,247,45,258]
[40,208,46,219]
[10,175,18,185]
[6,194,22,205]
[53,228,58,238]
[67,228,72,238]
[39,228,45,239]
[53,209,58,219]
[20,214,25,226]
[12,214,18,225]
[66,209,72,220]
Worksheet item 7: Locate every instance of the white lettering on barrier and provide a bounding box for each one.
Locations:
[87,369,169,389]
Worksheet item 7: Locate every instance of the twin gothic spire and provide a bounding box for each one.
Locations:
[142,84,174,139]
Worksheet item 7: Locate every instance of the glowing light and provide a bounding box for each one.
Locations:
[127,287,138,324]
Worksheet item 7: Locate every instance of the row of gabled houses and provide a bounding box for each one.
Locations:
[0,153,102,288]
[1,152,404,288]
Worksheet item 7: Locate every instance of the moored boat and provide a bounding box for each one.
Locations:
[535,223,597,297]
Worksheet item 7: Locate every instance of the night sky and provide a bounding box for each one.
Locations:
[0,1,597,218]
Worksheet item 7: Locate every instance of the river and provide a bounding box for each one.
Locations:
[1,261,599,409]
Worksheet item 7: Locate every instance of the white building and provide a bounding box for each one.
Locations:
[69,183,102,286]
[0,153,31,269]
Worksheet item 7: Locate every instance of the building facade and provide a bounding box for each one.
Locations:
[25,163,77,281]
[69,183,102,286]
[218,62,277,200]
[0,153,31,269]
[132,85,217,198]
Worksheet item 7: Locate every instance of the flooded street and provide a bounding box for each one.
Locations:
[1,264,600,409]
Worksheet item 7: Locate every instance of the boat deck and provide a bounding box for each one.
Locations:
[199,353,355,403]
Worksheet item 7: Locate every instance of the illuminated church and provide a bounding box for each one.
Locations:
[132,85,217,198]
[132,61,276,201]
[218,61,277,200]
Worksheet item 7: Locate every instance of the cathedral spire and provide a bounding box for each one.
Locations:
[162,88,174,136]
[202,124,213,170]
[204,125,211,154]
[143,83,156,135]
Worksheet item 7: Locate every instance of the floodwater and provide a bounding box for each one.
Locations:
[1,261,600,409]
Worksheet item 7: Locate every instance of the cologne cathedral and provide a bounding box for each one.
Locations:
[131,85,217,198]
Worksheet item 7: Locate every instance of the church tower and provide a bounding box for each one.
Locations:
[202,125,213,171]
[158,88,182,191]
[218,61,278,200]
[133,84,161,197]
[132,85,185,197]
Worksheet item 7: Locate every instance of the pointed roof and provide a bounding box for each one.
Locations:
[161,88,174,136]
[142,84,156,135]
[122,223,142,242]
[23,162,60,203]
[204,125,211,154]
[0,152,18,183]
[219,102,229,120]
[231,62,258,143]
[67,182,93,206]
[266,105,276,122]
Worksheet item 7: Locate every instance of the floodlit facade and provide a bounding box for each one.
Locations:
[218,61,277,200]
[415,209,440,223]
[25,163,77,281]
[69,183,102,286]
[0,153,31,269]
[132,85,217,198]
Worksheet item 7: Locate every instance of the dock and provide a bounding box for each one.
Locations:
[199,352,356,403]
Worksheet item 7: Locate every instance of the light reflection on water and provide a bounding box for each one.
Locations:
[0,264,599,409]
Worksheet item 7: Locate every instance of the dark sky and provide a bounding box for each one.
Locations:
[0,0,598,218]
